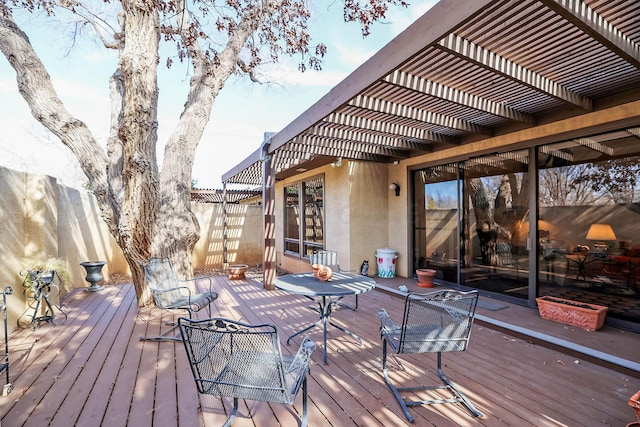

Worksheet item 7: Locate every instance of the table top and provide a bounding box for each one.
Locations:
[274,272,376,297]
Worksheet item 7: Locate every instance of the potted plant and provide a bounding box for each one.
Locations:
[416,268,436,288]
[20,257,69,293]
[536,296,608,331]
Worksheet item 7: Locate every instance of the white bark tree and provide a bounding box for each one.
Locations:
[0,0,407,305]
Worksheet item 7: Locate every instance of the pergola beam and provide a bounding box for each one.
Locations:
[540,0,640,69]
[349,95,493,135]
[438,34,593,111]
[384,70,535,124]
[307,124,427,151]
[574,137,614,156]
[323,112,459,146]
[285,136,398,161]
[267,0,494,152]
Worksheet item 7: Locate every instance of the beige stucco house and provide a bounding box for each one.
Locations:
[223,0,640,331]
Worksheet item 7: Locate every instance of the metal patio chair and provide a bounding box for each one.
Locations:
[309,250,359,310]
[178,317,316,427]
[140,257,218,342]
[377,289,482,422]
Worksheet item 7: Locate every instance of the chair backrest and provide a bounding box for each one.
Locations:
[179,317,313,405]
[310,250,340,272]
[398,289,478,354]
[142,257,182,309]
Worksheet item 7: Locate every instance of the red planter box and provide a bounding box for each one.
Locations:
[630,390,640,423]
[536,296,608,331]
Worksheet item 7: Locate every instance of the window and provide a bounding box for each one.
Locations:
[284,176,324,258]
[411,136,640,329]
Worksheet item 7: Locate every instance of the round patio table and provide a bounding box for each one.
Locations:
[274,271,376,364]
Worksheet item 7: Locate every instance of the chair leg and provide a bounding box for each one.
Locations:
[139,321,181,342]
[222,397,239,427]
[301,376,308,427]
[382,343,482,421]
[435,352,482,417]
[336,294,358,311]
[382,339,415,423]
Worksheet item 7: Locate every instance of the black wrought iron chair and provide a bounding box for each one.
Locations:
[377,289,482,422]
[178,317,316,427]
[309,250,358,310]
[140,257,218,342]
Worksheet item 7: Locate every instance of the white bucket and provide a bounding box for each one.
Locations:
[376,248,397,278]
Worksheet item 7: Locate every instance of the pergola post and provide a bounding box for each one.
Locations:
[262,141,276,290]
[222,182,228,270]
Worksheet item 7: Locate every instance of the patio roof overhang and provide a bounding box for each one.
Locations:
[222,0,640,186]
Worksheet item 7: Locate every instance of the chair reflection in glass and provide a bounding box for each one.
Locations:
[377,289,482,422]
[179,317,316,427]
[309,250,359,310]
[140,257,218,341]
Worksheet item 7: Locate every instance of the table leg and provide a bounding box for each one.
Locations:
[286,320,323,346]
[286,295,365,364]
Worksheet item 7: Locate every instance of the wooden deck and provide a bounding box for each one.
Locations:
[1,273,639,427]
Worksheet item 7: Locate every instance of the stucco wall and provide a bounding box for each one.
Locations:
[57,184,128,289]
[276,160,397,276]
[192,202,264,268]
[0,166,263,333]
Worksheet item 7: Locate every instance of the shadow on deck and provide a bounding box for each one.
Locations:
[0,272,638,426]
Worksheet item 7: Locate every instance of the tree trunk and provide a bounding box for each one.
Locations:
[0,0,281,305]
[112,0,161,303]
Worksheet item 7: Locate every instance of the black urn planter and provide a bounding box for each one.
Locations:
[80,261,106,292]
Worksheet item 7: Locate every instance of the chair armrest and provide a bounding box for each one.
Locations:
[287,336,316,373]
[178,275,214,293]
[153,285,191,296]
[285,336,316,399]
[377,309,401,335]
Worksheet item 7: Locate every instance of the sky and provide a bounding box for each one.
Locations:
[0,2,435,189]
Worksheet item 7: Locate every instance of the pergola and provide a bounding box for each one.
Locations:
[222,0,640,287]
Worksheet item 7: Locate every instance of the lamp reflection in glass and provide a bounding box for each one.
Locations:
[585,223,617,253]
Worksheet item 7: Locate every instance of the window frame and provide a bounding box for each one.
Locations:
[283,175,325,259]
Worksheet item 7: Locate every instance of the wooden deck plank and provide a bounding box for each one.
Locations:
[101,297,155,425]
[175,332,203,427]
[0,275,638,427]
[127,309,165,426]
[74,285,139,426]
[0,286,104,419]
[47,285,135,427]
[5,286,119,427]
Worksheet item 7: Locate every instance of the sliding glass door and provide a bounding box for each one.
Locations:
[413,165,460,283]
[411,133,640,328]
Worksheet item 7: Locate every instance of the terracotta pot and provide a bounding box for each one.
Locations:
[228,264,249,280]
[416,268,436,288]
[536,296,608,331]
[630,390,640,424]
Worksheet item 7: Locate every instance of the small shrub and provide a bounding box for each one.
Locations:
[19,257,69,287]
